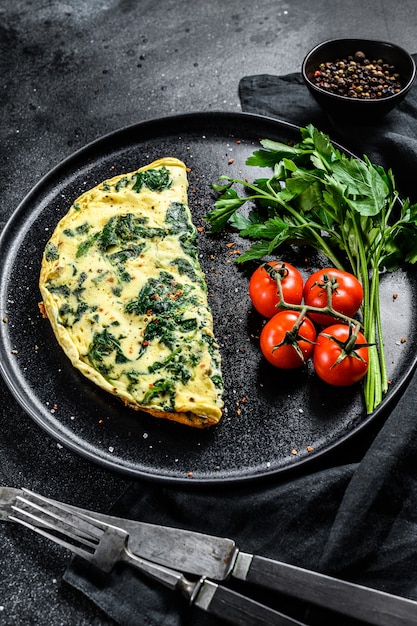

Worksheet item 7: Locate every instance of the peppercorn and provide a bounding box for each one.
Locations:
[311,50,402,99]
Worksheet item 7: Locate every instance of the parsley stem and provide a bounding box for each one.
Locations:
[348,212,383,413]
[264,183,345,270]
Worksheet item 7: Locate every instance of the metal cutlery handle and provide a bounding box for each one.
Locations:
[122,548,306,626]
[193,579,307,626]
[236,553,417,626]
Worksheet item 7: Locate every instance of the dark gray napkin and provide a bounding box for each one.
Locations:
[65,58,417,625]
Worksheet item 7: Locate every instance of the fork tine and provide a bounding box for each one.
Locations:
[21,488,109,537]
[20,488,111,543]
[11,499,99,551]
[10,493,124,574]
[8,512,97,562]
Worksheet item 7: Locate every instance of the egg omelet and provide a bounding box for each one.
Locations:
[39,157,224,428]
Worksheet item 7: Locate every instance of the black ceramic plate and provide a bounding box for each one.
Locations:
[1,112,416,484]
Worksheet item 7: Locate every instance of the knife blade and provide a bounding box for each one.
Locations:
[3,487,417,626]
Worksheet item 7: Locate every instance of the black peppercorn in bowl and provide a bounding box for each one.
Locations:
[302,38,416,122]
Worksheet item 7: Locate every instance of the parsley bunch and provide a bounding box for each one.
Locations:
[207,124,417,414]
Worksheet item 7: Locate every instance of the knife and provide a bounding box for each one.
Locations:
[2,487,417,626]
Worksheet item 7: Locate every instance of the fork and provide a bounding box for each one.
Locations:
[9,490,307,626]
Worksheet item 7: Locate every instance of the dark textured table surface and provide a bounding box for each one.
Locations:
[1,2,417,624]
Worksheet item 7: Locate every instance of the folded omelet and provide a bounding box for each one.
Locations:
[39,157,224,428]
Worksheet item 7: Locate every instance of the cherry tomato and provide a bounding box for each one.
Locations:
[249,261,304,318]
[260,310,316,369]
[303,268,363,327]
[313,324,369,386]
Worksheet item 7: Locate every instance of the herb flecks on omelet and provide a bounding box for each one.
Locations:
[39,158,224,428]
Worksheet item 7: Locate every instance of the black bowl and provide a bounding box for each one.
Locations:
[302,38,416,122]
